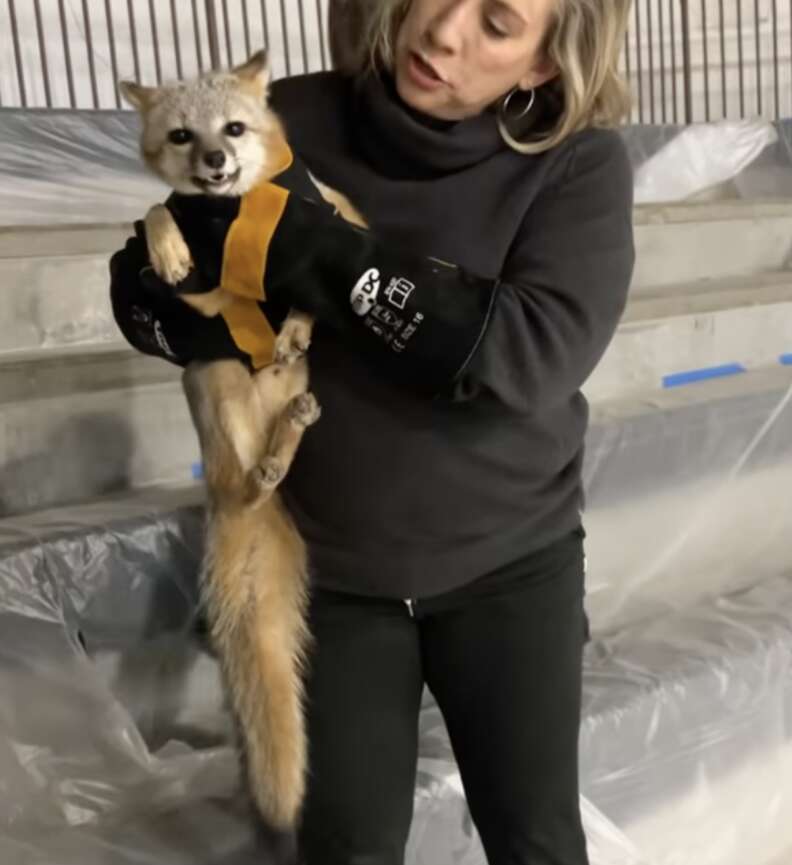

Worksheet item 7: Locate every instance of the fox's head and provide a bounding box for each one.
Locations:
[120,50,286,197]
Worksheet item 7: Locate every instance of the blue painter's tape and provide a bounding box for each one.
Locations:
[662,363,746,389]
[780,354,792,366]
[191,462,204,480]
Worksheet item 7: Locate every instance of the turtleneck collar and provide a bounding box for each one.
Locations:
[351,72,506,180]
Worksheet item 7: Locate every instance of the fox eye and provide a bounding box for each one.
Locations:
[168,128,194,145]
[225,121,246,137]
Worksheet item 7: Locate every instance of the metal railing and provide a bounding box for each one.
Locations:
[622,0,792,123]
[1,0,791,123]
[1,0,333,109]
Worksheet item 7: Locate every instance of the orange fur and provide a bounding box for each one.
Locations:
[182,359,316,828]
[122,49,367,830]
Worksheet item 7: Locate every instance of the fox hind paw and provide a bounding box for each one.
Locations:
[289,393,321,428]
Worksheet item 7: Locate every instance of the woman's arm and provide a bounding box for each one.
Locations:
[258,128,634,406]
[455,129,635,411]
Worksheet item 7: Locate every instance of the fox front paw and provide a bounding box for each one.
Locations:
[149,234,193,286]
[289,392,322,428]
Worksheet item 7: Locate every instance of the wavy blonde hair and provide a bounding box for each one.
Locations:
[351,0,632,154]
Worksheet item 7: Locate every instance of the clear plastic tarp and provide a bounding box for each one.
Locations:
[1,369,791,864]
[2,110,792,226]
[2,108,792,864]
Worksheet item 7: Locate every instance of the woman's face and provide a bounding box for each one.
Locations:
[394,0,557,120]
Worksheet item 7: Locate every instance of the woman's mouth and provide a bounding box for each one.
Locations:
[405,50,448,91]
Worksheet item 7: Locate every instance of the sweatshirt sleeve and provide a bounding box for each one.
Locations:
[454,129,635,412]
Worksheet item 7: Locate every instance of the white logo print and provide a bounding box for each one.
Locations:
[154,320,178,360]
[385,277,415,311]
[350,267,381,316]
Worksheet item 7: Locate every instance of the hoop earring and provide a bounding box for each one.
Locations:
[502,86,536,119]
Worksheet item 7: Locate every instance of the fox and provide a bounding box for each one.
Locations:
[119,50,366,830]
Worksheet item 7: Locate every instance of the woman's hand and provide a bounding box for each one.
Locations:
[109,226,258,368]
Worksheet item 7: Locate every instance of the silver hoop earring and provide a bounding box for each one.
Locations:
[502,86,536,119]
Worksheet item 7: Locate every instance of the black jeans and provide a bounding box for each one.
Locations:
[298,529,589,865]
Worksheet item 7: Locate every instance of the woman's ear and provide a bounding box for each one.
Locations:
[519,55,558,90]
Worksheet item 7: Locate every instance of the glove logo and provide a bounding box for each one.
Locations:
[350,267,380,317]
[154,319,179,361]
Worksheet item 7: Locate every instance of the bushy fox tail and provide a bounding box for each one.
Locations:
[202,505,310,829]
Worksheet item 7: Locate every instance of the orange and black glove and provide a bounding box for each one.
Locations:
[111,180,500,396]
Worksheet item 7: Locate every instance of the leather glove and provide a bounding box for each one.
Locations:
[110,180,500,396]
[254,185,501,396]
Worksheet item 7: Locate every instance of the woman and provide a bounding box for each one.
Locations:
[111,1,635,862]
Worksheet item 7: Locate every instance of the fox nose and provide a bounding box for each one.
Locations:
[203,150,226,170]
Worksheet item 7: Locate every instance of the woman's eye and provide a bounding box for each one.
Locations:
[225,121,246,137]
[484,17,510,38]
[168,128,194,145]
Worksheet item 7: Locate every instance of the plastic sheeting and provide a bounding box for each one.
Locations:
[631,119,779,203]
[3,105,792,864]
[2,109,792,226]
[2,482,792,865]
[0,489,655,865]
[621,117,792,201]
[0,110,166,226]
[1,361,792,864]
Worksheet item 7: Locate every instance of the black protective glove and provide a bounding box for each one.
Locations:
[110,180,500,396]
[110,228,270,369]
[259,190,500,395]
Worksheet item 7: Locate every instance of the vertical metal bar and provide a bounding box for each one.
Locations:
[260,0,271,48]
[669,0,678,123]
[623,27,632,97]
[736,0,745,116]
[771,0,779,118]
[169,0,184,79]
[658,0,667,123]
[680,0,693,123]
[104,0,121,108]
[80,0,100,108]
[280,0,292,76]
[7,0,27,107]
[191,0,205,71]
[32,0,53,107]
[754,0,762,115]
[635,0,644,122]
[646,0,656,122]
[718,0,727,116]
[241,0,252,58]
[297,0,310,72]
[700,0,710,121]
[316,0,328,70]
[221,0,233,65]
[147,0,164,83]
[58,0,77,106]
[205,0,222,69]
[126,0,141,83]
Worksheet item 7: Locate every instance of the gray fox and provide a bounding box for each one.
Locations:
[120,50,366,830]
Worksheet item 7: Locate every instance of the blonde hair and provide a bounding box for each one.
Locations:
[355,0,632,154]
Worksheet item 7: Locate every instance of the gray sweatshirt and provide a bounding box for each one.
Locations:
[269,71,635,599]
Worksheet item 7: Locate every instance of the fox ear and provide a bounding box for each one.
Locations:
[232,49,271,93]
[119,80,160,111]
